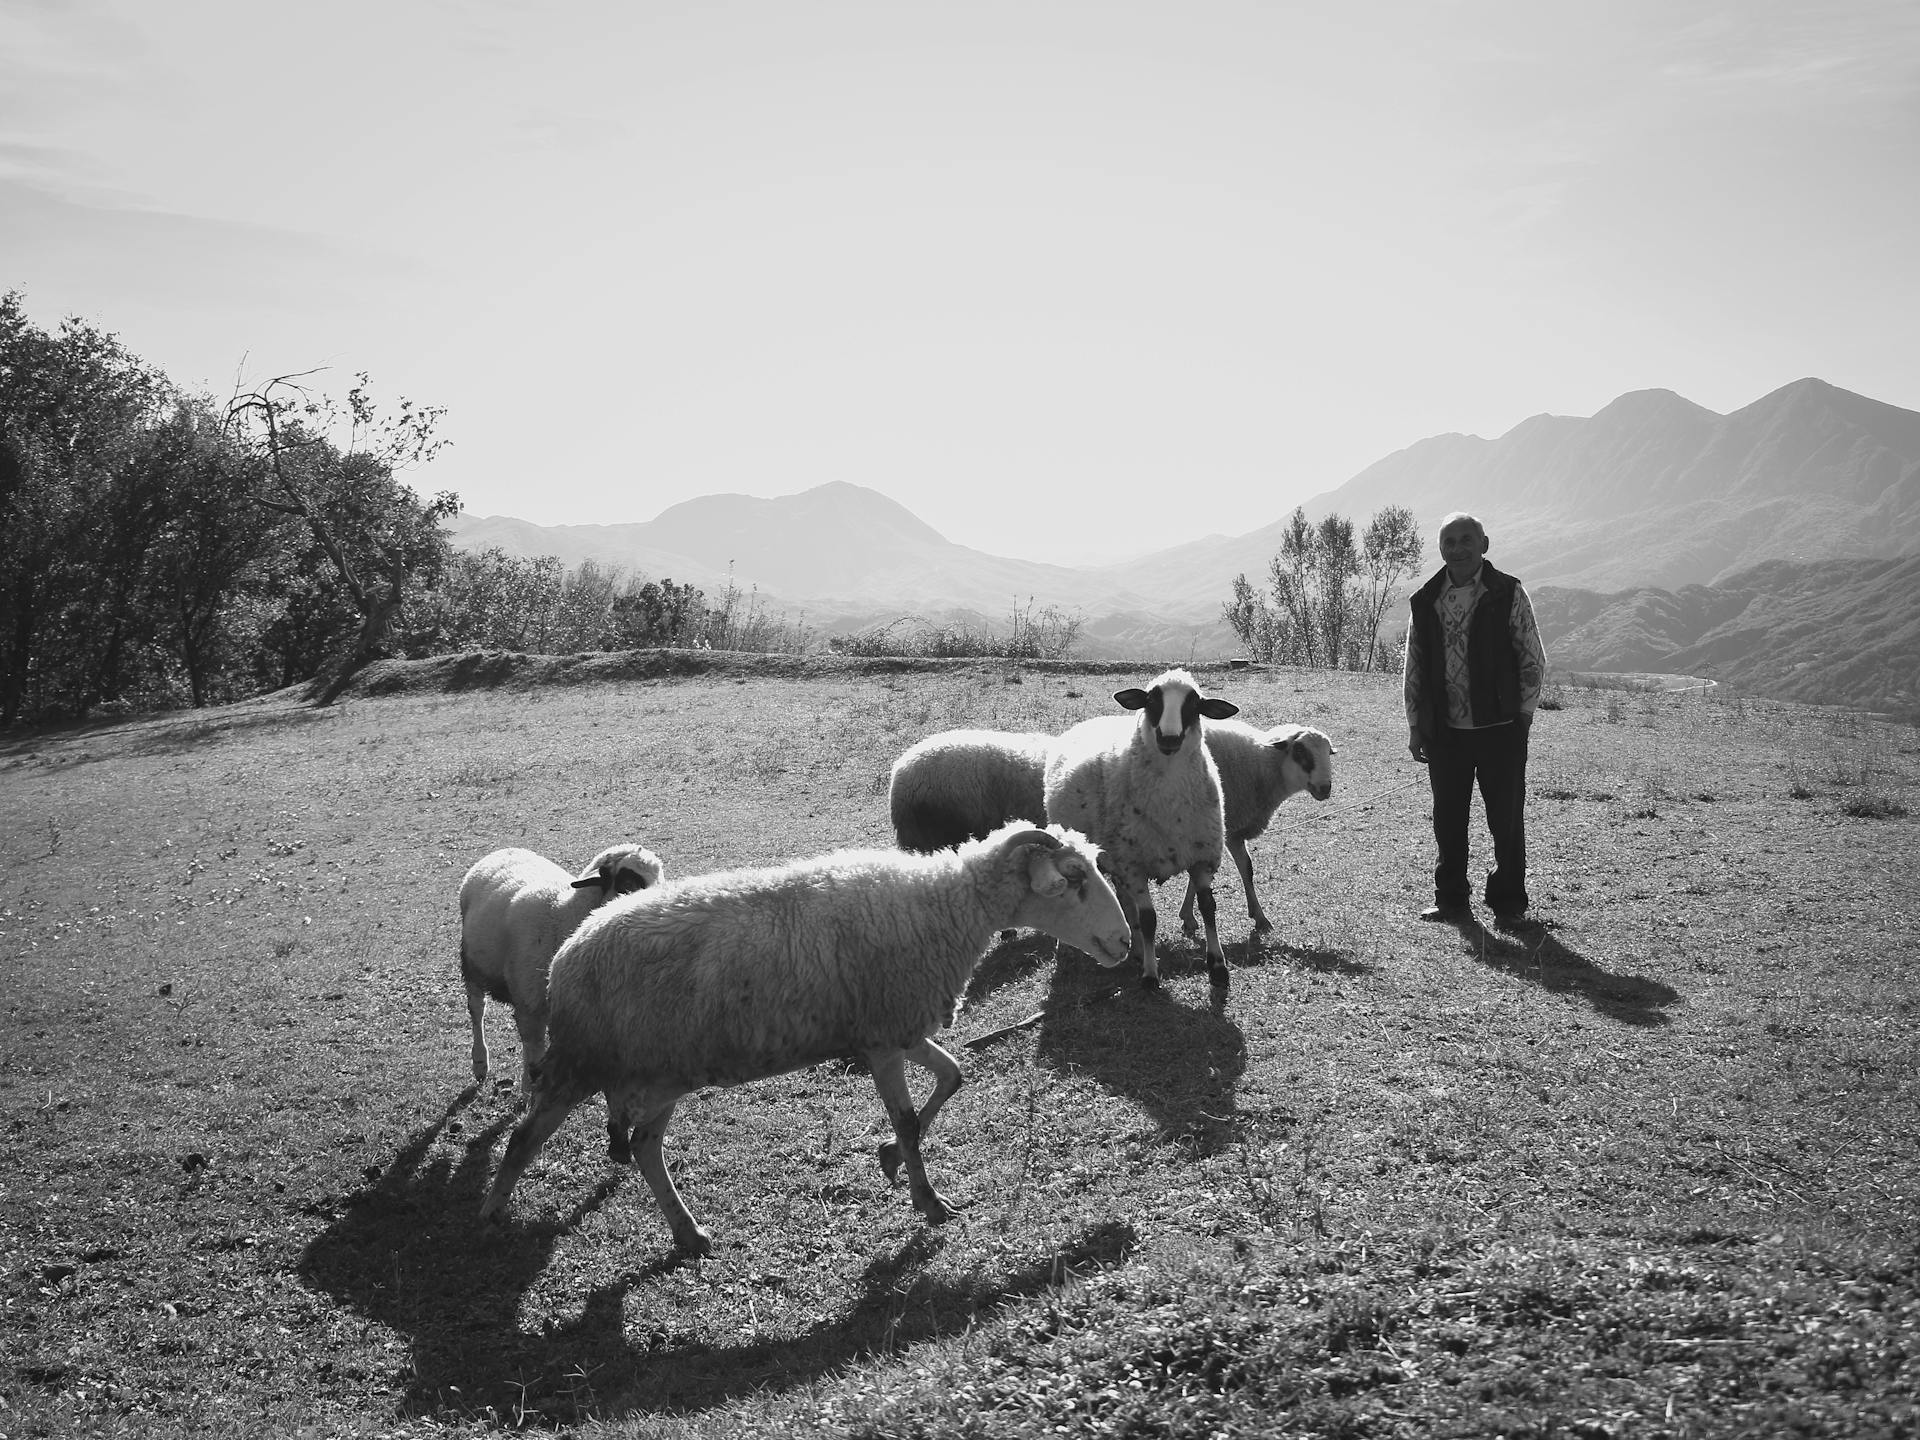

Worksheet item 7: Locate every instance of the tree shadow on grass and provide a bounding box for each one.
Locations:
[300,1087,1139,1426]
[1445,916,1681,1026]
[1032,946,1250,1160]
[0,695,329,766]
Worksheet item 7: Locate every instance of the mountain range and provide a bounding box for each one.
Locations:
[447,378,1920,710]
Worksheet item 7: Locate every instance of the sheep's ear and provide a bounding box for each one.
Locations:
[570,875,609,892]
[1267,724,1304,749]
[1113,688,1149,710]
[1026,850,1070,898]
[1199,697,1239,720]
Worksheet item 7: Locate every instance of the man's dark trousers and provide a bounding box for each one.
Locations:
[1427,718,1530,912]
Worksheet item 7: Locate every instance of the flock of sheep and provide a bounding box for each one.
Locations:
[459,667,1336,1256]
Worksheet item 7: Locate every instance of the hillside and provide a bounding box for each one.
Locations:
[1539,556,1920,711]
[1107,378,1920,609]
[447,378,1920,702]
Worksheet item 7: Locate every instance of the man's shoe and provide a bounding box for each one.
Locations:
[1491,907,1532,930]
[1420,902,1469,922]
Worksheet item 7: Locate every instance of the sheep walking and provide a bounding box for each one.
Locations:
[1176,721,1337,937]
[889,729,1051,851]
[477,822,1131,1255]
[888,714,1336,948]
[458,843,664,1092]
[1044,668,1239,990]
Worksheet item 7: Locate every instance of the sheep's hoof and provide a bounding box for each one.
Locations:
[471,1056,489,1083]
[608,1131,633,1166]
[672,1222,714,1257]
[1208,964,1231,992]
[1138,973,1161,991]
[878,1140,904,1186]
[917,1190,959,1225]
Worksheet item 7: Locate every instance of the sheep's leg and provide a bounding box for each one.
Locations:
[1177,875,1200,937]
[465,981,490,1083]
[512,1005,547,1099]
[1123,883,1161,989]
[1229,836,1270,935]
[879,1038,964,1185]
[631,1098,711,1256]
[605,1082,640,1165]
[867,1048,957,1224]
[478,1086,581,1221]
[1189,863,1230,991]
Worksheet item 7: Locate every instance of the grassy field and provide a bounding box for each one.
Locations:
[2,653,1916,1439]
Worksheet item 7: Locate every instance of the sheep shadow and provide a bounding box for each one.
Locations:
[587,1219,1139,1417]
[963,929,1056,1007]
[1033,949,1250,1161]
[1447,915,1680,1026]
[299,1088,1139,1425]
[1235,931,1371,978]
[297,1088,645,1424]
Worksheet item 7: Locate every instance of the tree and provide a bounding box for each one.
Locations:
[226,372,456,704]
[1268,508,1321,667]
[1226,503,1425,673]
[1221,572,1288,662]
[610,576,707,648]
[145,400,282,707]
[1355,505,1424,671]
[0,293,170,722]
[1314,513,1361,668]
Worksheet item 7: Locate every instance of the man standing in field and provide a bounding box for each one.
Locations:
[1403,511,1547,927]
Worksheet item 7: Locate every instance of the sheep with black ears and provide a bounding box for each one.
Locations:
[889,728,1051,851]
[888,716,1337,947]
[1043,667,1239,991]
[477,821,1131,1255]
[1177,721,1337,938]
[458,843,664,1092]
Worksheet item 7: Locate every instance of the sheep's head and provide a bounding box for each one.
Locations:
[1268,725,1336,802]
[1115,668,1238,757]
[571,843,665,898]
[993,823,1131,965]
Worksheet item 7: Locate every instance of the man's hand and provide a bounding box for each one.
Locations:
[1408,726,1430,763]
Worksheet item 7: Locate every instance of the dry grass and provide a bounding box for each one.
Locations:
[1,658,1916,1438]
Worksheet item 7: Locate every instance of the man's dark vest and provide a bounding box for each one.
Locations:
[1409,561,1522,732]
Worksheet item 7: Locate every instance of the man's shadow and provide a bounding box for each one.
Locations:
[299,1087,1139,1426]
[1439,915,1680,1025]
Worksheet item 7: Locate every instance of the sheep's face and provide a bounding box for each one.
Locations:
[572,845,665,899]
[998,824,1132,964]
[1116,669,1239,757]
[1271,727,1337,802]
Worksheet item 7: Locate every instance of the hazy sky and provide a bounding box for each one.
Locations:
[5,1,1916,564]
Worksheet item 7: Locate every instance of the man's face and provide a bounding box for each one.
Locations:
[1438,519,1489,582]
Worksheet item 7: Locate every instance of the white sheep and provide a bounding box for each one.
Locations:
[889,728,1052,851]
[1176,721,1337,938]
[1043,668,1239,991]
[477,822,1131,1254]
[458,843,664,1092]
[889,716,1337,947]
